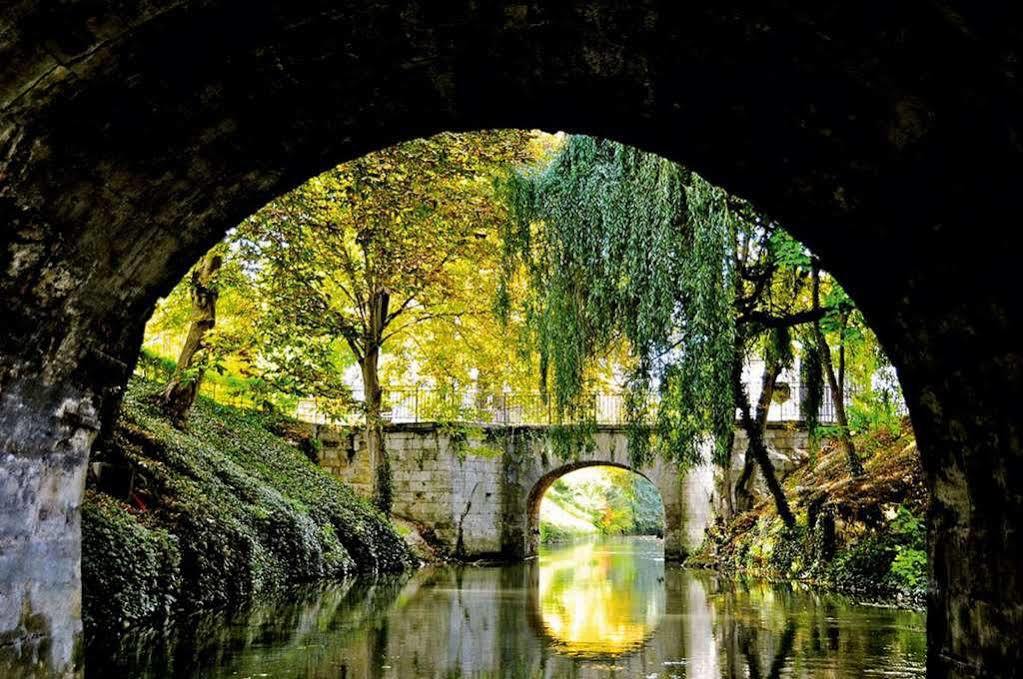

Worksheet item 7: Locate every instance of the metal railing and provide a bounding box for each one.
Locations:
[135,353,902,429]
[293,382,857,427]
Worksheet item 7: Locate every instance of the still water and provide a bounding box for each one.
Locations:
[88,537,925,678]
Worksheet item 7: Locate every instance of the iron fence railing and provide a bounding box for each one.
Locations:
[135,353,903,428]
[293,382,864,427]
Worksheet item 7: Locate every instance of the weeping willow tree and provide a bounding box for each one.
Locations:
[499,135,856,528]
[499,137,736,468]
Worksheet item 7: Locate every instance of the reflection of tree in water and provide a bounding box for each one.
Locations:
[706,575,925,678]
[86,575,412,677]
[89,555,924,678]
[739,621,796,679]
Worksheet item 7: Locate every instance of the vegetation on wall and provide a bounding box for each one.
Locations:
[82,379,416,632]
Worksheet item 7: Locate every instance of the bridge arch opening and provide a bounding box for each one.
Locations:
[527,464,666,558]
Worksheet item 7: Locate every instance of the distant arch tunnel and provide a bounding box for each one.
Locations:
[525,462,664,557]
[312,422,808,560]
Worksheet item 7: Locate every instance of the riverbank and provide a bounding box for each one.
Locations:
[82,379,416,634]
[690,422,928,607]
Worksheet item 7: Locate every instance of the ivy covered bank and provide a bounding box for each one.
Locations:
[81,380,416,633]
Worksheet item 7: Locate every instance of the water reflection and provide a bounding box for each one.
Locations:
[87,537,925,678]
[535,538,664,658]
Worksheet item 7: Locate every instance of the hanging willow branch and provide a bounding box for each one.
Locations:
[500,136,737,471]
[799,327,824,451]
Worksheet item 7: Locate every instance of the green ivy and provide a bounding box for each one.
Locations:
[82,492,181,630]
[82,378,416,633]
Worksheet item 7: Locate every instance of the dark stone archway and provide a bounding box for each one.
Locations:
[1,2,1019,676]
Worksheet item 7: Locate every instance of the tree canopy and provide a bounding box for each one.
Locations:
[500,135,905,525]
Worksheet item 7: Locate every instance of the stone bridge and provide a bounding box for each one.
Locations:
[308,421,807,560]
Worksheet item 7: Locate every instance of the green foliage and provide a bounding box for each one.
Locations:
[136,347,177,382]
[81,493,181,630]
[890,548,928,590]
[144,132,552,426]
[888,505,927,590]
[891,505,925,545]
[823,505,927,595]
[237,131,537,405]
[767,523,807,576]
[82,378,415,632]
[827,535,898,592]
[799,330,824,443]
[765,326,794,371]
[502,136,736,469]
[768,229,812,269]
[547,421,598,462]
[847,389,905,436]
[539,520,575,544]
[628,475,666,535]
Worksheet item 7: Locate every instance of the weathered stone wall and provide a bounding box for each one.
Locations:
[310,422,808,561]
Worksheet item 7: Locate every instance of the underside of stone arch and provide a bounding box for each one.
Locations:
[1,2,1021,676]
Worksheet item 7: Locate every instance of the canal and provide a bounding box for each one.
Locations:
[87,537,925,677]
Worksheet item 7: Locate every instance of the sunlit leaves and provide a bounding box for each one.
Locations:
[502,136,737,469]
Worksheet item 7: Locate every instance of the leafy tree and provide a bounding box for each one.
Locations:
[500,136,733,459]
[378,242,537,409]
[501,136,874,527]
[238,131,537,512]
[153,244,269,423]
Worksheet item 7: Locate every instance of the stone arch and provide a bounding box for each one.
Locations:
[524,461,665,558]
[497,427,705,563]
[1,4,1021,676]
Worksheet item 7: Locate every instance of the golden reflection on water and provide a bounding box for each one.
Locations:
[537,539,665,658]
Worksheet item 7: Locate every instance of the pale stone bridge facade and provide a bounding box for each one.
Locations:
[308,421,808,560]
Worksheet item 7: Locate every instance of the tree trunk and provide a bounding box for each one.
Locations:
[161,250,223,425]
[811,264,863,477]
[364,289,392,514]
[733,355,796,527]
[733,446,757,513]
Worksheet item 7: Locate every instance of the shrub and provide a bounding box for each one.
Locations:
[827,535,897,592]
[82,493,181,630]
[888,505,927,591]
[890,547,928,590]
